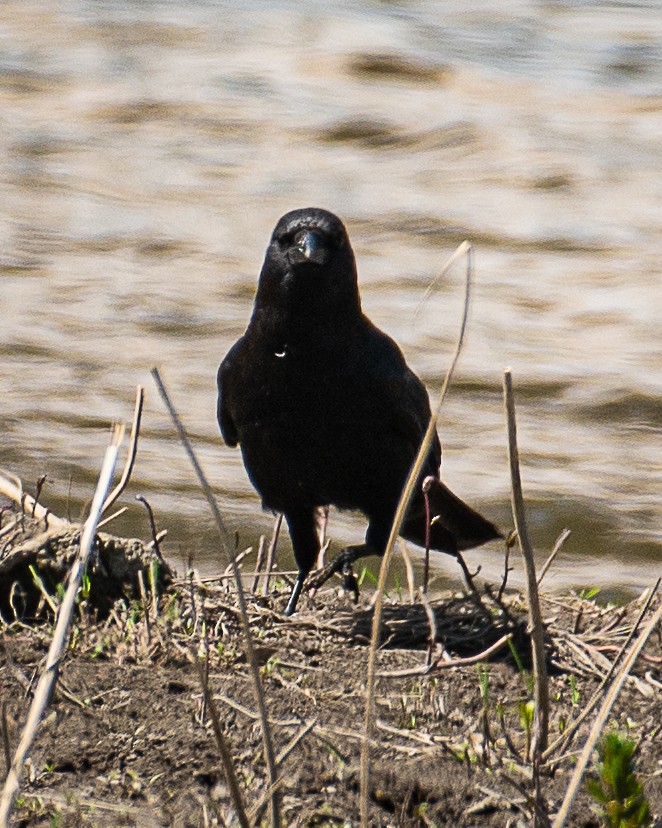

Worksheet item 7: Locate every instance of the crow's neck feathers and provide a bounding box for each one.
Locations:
[250,247,362,341]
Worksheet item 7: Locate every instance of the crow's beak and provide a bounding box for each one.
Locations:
[289,229,328,266]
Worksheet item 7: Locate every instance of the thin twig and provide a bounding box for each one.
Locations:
[0,473,69,531]
[0,425,124,827]
[1,704,10,781]
[151,368,280,828]
[135,496,164,563]
[537,528,570,587]
[262,513,283,596]
[102,386,144,514]
[96,506,128,529]
[360,241,474,828]
[551,600,662,828]
[420,590,437,667]
[503,369,549,765]
[174,569,298,586]
[422,476,434,595]
[377,633,513,677]
[31,475,47,518]
[223,546,253,577]
[497,535,514,602]
[251,535,267,594]
[137,569,151,646]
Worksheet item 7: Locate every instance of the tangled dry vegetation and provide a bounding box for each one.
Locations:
[1,373,661,828]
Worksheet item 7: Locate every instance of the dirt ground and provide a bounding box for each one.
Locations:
[1,560,661,828]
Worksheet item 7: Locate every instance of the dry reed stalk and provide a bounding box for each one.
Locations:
[149,558,159,620]
[102,386,144,514]
[360,241,473,828]
[151,368,280,828]
[0,425,124,827]
[551,599,662,828]
[420,590,437,666]
[503,369,549,762]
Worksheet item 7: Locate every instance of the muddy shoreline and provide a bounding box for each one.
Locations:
[1,495,660,827]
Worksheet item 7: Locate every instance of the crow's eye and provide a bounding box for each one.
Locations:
[276,233,294,249]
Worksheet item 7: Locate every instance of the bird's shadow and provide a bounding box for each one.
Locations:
[341,593,531,665]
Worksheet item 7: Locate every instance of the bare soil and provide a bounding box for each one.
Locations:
[1,564,661,828]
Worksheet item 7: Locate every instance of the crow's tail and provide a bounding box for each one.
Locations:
[402,478,502,554]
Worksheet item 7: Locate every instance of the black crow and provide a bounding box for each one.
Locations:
[217,208,501,614]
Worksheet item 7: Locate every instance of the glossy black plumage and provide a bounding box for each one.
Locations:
[217,208,501,614]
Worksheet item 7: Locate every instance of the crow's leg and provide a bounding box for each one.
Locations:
[283,510,320,616]
[307,516,389,594]
[306,543,378,592]
[452,549,483,602]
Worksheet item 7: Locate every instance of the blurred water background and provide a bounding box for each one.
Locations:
[1,0,661,599]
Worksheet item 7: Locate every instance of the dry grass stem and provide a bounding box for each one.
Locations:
[360,240,474,828]
[150,367,281,828]
[247,720,318,826]
[0,424,124,827]
[251,535,267,594]
[137,569,151,645]
[196,660,250,828]
[537,528,571,587]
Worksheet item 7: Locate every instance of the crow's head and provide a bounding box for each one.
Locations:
[254,208,361,320]
[273,208,348,268]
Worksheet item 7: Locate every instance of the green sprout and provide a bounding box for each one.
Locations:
[586,731,651,828]
[579,586,601,601]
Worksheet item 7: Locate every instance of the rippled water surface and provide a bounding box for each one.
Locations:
[1,0,661,595]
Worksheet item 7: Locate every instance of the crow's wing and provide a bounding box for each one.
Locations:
[361,321,442,472]
[216,340,242,448]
